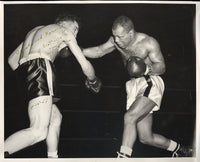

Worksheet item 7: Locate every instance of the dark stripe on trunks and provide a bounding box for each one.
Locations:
[143,75,152,97]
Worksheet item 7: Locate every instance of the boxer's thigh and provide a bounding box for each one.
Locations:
[127,96,156,122]
[28,96,53,128]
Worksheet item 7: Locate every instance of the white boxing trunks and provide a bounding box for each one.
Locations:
[126,75,164,113]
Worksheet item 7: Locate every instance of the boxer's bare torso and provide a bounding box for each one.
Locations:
[20,24,73,62]
[110,33,157,66]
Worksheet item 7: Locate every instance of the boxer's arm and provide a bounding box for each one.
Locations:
[8,42,23,71]
[65,32,96,80]
[82,36,116,58]
[146,38,166,75]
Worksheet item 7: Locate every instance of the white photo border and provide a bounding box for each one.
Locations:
[0,1,199,162]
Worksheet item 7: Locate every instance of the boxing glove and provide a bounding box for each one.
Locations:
[59,47,72,58]
[127,56,150,78]
[85,77,102,93]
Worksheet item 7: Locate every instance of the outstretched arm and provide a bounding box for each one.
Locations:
[82,36,116,58]
[8,42,23,71]
[65,32,97,81]
[63,32,102,93]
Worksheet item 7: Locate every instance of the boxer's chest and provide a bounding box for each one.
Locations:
[120,43,149,65]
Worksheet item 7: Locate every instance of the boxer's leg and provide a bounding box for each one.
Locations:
[137,113,171,149]
[118,96,155,157]
[5,96,52,155]
[46,104,62,158]
[137,109,193,157]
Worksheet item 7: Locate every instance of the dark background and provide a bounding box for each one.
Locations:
[4,3,196,158]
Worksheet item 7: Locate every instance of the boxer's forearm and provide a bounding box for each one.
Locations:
[68,41,96,80]
[83,41,115,59]
[82,47,105,58]
[80,60,96,81]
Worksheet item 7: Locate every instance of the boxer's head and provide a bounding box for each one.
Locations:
[55,13,81,37]
[112,16,135,49]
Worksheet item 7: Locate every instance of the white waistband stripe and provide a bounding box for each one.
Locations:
[19,53,51,65]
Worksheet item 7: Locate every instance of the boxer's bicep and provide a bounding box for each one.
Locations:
[8,42,23,71]
[147,39,166,75]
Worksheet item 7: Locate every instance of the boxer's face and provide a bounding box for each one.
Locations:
[112,25,132,49]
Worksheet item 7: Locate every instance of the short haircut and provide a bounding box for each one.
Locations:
[112,15,134,33]
[55,12,82,29]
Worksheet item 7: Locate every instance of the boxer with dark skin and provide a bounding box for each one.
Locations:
[81,15,193,157]
[6,13,101,158]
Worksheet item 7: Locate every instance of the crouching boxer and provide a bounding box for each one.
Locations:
[5,13,101,158]
[82,15,193,157]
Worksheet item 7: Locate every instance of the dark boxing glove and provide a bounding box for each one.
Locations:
[59,47,73,58]
[127,56,151,78]
[85,77,102,93]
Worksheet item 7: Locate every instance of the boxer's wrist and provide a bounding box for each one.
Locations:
[85,77,102,93]
[87,77,97,84]
[144,64,152,75]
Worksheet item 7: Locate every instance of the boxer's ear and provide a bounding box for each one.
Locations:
[129,30,134,38]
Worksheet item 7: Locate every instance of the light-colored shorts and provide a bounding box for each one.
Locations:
[126,75,165,113]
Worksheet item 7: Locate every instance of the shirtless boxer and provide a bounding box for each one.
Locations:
[81,15,193,157]
[5,13,101,158]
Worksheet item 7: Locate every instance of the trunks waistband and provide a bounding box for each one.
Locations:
[19,53,51,65]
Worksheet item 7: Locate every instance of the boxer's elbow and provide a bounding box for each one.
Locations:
[8,56,12,66]
[158,63,166,75]
[152,62,165,75]
[8,56,18,71]
[162,64,166,74]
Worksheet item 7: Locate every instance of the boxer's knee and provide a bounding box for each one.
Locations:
[124,111,138,125]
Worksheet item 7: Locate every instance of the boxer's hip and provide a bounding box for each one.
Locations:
[17,57,61,103]
[126,75,165,112]
[19,53,52,65]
